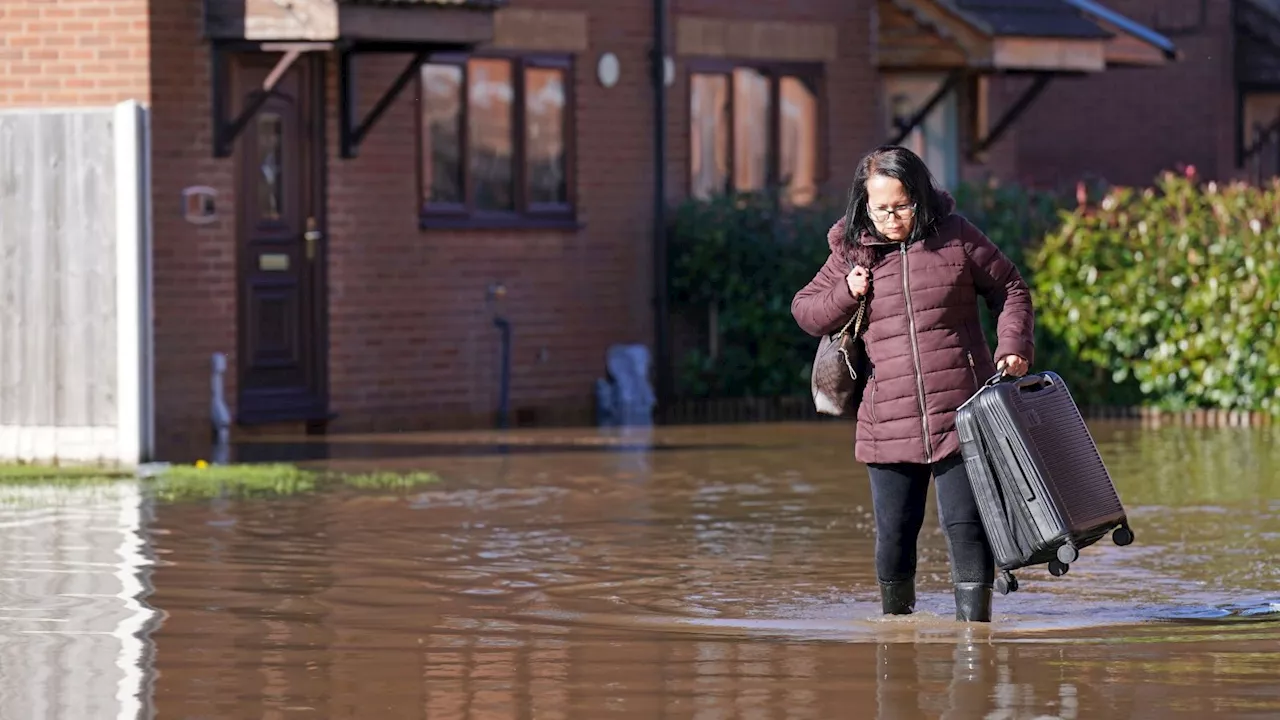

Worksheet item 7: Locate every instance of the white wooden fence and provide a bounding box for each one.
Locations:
[0,101,154,465]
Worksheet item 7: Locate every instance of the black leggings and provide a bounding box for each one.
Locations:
[867,453,995,585]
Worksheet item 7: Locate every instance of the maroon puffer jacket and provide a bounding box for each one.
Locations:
[792,192,1035,465]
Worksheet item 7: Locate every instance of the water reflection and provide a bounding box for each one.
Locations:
[6,422,1280,718]
[1094,422,1280,506]
[0,481,156,719]
[136,422,1280,718]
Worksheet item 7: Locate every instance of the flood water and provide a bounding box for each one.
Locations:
[3,422,1280,719]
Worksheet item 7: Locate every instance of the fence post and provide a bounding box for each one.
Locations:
[113,100,155,465]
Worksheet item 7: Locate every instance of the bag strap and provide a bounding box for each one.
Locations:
[837,299,865,339]
[836,255,865,340]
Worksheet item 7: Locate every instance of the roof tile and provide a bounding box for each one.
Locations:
[952,0,1113,39]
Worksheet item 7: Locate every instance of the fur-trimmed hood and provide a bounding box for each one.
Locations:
[826,190,958,269]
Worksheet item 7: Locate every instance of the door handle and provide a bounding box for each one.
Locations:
[304,217,322,261]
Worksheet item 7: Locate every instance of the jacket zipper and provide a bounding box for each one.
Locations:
[967,350,979,391]
[901,243,932,463]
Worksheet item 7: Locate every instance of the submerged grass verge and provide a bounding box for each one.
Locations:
[0,463,133,481]
[147,463,441,501]
[0,461,441,501]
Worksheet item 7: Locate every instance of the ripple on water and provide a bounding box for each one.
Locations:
[126,423,1280,717]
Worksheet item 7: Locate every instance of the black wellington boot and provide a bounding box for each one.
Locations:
[879,578,916,615]
[953,583,993,622]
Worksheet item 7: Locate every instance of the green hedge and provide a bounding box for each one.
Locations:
[667,173,1280,415]
[1035,172,1280,413]
[951,179,1131,407]
[667,192,841,397]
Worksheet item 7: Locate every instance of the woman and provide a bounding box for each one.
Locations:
[791,146,1035,622]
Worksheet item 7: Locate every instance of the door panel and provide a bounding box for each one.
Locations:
[236,55,328,424]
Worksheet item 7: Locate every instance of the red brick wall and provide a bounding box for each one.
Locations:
[15,0,877,454]
[0,0,894,450]
[0,0,149,107]
[4,0,1245,451]
[324,0,662,432]
[668,0,880,199]
[1007,0,1236,188]
[147,1,239,457]
[321,0,881,433]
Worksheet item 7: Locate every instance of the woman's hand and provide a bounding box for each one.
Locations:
[999,355,1029,377]
[846,265,870,298]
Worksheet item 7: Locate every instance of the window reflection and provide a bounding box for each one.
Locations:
[780,76,818,207]
[690,74,729,200]
[733,68,770,194]
[421,64,464,205]
[525,66,567,206]
[468,58,515,212]
[688,65,822,204]
[417,54,575,220]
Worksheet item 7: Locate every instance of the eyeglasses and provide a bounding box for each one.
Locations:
[868,204,917,221]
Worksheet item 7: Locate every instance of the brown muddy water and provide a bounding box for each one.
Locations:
[3,422,1280,719]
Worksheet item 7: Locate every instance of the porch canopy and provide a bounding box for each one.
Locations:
[203,0,508,158]
[879,0,1178,156]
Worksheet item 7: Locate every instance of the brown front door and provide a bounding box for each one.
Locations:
[235,54,328,425]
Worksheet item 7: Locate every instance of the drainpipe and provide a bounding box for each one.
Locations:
[651,0,671,405]
[493,316,512,429]
[488,283,511,429]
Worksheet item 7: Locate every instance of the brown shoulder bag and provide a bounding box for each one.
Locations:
[810,272,869,417]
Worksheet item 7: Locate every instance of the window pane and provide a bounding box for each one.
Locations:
[690,74,729,200]
[421,64,464,205]
[732,68,770,193]
[525,66,567,205]
[256,113,283,221]
[780,76,818,206]
[468,58,514,211]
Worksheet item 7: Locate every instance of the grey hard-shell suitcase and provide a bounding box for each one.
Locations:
[956,370,1135,595]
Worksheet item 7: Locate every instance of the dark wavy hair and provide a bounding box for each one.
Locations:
[842,145,945,268]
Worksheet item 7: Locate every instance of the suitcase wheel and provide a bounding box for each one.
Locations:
[1056,544,1079,565]
[1048,559,1069,577]
[995,572,1019,595]
[1113,525,1135,547]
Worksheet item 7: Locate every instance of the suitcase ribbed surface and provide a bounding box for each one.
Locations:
[1011,377,1123,531]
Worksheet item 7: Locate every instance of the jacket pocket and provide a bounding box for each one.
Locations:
[869,373,878,423]
[966,351,979,391]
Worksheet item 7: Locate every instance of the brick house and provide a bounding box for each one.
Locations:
[980,0,1280,188]
[0,0,1178,460]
